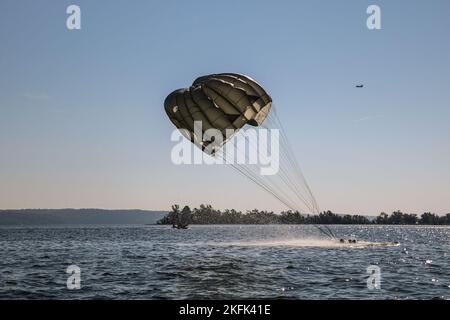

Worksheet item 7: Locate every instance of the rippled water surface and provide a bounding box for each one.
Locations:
[0,225,449,299]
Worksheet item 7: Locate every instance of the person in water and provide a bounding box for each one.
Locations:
[339,239,357,243]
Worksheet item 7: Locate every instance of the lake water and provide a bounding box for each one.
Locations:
[0,225,449,299]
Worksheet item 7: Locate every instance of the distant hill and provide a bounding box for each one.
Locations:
[0,209,167,225]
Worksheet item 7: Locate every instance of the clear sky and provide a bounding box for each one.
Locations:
[1,0,449,215]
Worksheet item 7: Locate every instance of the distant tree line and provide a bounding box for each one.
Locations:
[157,205,450,225]
[374,210,450,225]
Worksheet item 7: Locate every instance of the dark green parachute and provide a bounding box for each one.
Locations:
[164,73,332,238]
[164,73,272,153]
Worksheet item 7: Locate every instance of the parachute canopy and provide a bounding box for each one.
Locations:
[164,73,328,238]
[164,73,272,153]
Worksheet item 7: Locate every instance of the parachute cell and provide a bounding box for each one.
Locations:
[164,73,272,153]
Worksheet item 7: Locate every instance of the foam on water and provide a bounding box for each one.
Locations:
[211,238,400,248]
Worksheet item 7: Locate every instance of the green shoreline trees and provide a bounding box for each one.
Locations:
[157,205,450,225]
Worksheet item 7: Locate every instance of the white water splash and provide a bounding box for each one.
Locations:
[210,238,400,248]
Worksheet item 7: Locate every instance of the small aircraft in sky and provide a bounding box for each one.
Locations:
[356,84,364,88]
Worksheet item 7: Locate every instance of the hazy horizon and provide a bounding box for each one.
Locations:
[1,1,450,215]
[0,205,447,218]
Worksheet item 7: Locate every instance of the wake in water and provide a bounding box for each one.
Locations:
[210,238,400,249]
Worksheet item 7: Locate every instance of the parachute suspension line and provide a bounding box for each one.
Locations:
[221,131,301,212]
[269,107,318,210]
[254,126,316,213]
[217,110,321,215]
[218,112,335,240]
[259,111,318,213]
[266,106,337,240]
[222,115,335,239]
[220,147,299,212]
[315,225,335,240]
[265,106,320,213]
[237,129,313,212]
[227,163,298,212]
[323,225,336,239]
[261,105,336,240]
[257,128,314,212]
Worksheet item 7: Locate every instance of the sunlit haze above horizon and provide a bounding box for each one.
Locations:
[1,0,449,215]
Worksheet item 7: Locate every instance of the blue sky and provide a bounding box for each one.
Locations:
[1,0,449,214]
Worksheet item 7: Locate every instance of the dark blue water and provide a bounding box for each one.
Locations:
[0,225,449,299]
